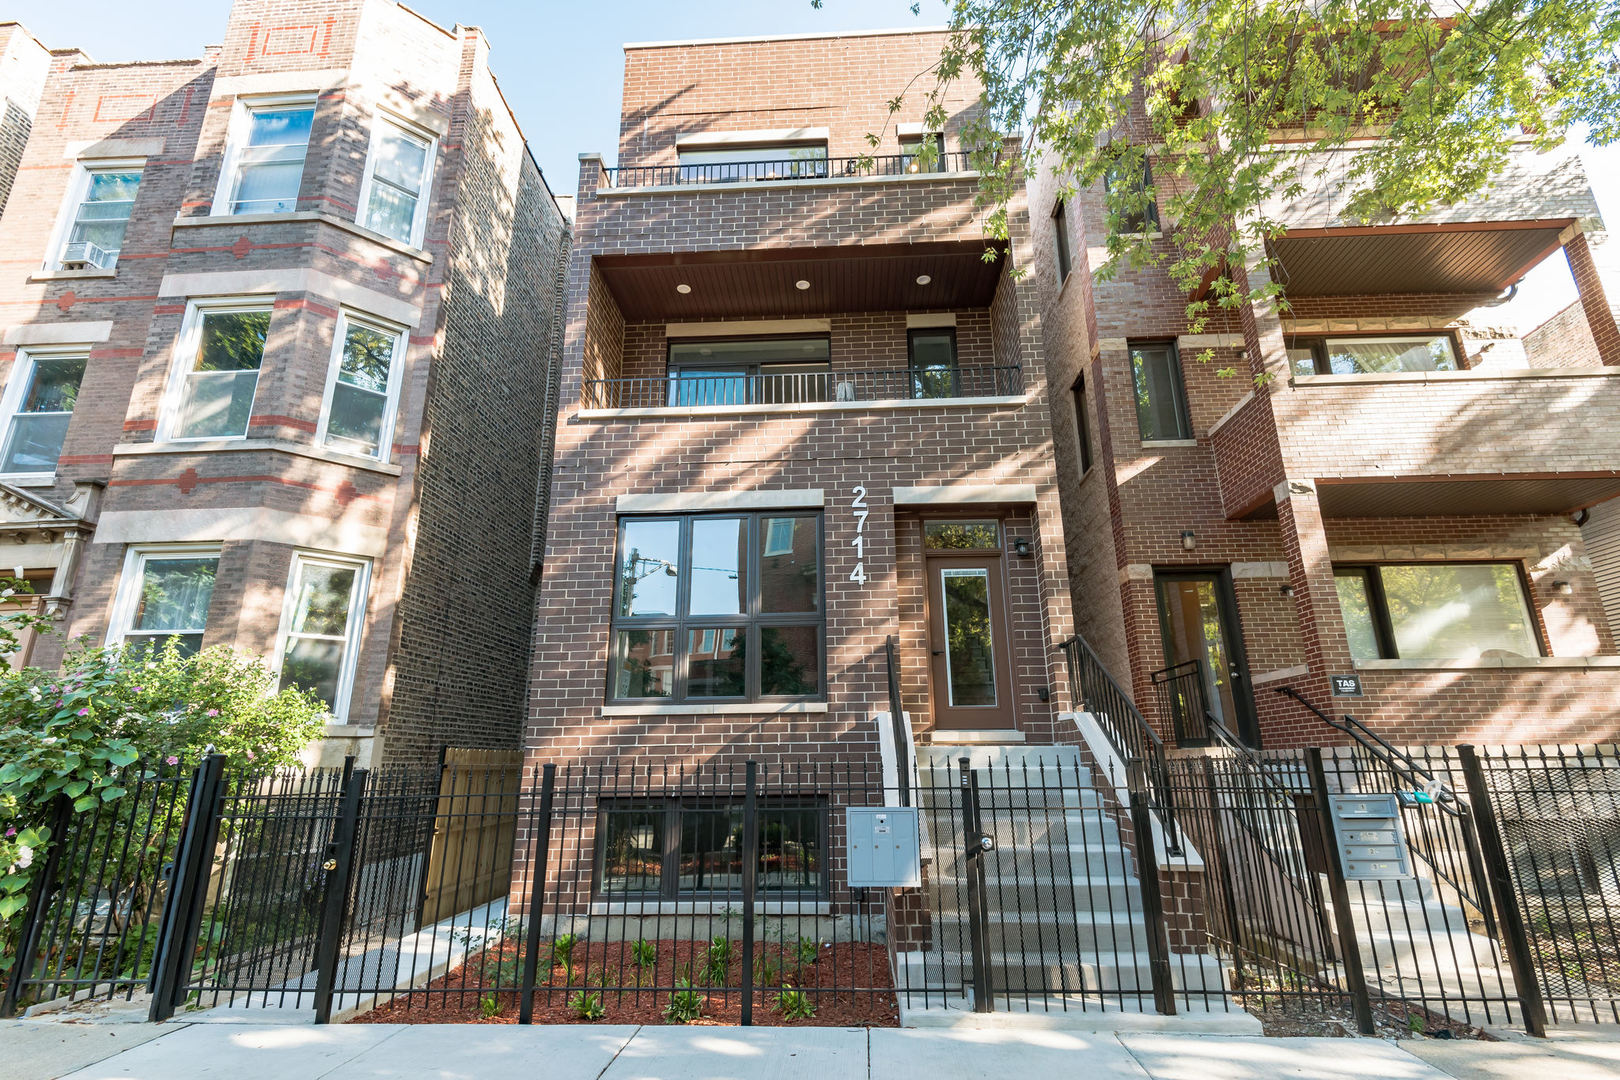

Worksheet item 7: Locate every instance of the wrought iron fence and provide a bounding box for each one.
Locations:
[582,365,1024,410]
[602,151,978,189]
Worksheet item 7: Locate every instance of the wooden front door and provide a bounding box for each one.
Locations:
[926,549,1017,730]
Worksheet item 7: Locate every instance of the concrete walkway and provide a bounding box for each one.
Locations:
[4,1019,1616,1080]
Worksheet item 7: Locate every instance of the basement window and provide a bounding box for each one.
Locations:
[1334,563,1540,661]
[598,798,827,899]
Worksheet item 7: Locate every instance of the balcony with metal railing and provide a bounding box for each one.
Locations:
[599,150,980,191]
[581,363,1025,414]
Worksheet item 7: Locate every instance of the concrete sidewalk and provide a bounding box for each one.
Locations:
[5,1019,1617,1080]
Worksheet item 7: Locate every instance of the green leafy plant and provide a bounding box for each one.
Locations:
[701,936,734,984]
[776,986,816,1020]
[570,989,606,1019]
[795,937,821,966]
[664,978,704,1023]
[632,938,657,969]
[480,994,501,1019]
[551,932,578,976]
[753,952,780,986]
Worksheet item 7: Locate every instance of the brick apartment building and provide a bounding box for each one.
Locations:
[0,0,569,768]
[1031,124,1620,748]
[524,26,1072,898]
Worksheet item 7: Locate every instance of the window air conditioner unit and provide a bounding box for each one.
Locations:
[59,241,113,270]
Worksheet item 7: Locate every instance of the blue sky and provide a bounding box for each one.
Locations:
[11,1,1618,230]
[9,0,939,197]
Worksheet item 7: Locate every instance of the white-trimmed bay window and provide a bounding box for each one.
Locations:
[276,553,369,719]
[215,97,316,216]
[161,301,271,442]
[357,117,434,246]
[0,348,87,478]
[317,312,405,459]
[108,546,220,656]
[53,162,142,270]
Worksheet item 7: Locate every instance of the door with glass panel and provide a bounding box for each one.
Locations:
[923,520,1017,730]
[1153,570,1259,746]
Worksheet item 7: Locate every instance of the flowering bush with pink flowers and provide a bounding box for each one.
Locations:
[0,581,325,968]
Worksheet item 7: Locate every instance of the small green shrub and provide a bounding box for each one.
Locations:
[570,990,605,1020]
[551,933,578,973]
[776,987,816,1020]
[665,979,704,1023]
[480,994,500,1019]
[795,937,821,966]
[753,952,780,986]
[632,938,657,969]
[701,936,734,984]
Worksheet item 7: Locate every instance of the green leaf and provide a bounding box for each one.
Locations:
[62,779,88,798]
[100,786,127,802]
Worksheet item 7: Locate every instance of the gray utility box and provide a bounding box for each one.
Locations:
[1328,793,1413,880]
[845,806,922,888]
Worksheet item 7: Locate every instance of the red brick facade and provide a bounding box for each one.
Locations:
[1033,125,1620,748]
[0,0,569,767]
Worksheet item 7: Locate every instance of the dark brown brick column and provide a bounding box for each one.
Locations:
[1563,228,1620,366]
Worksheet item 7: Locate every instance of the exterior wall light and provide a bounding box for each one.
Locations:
[1552,580,1573,595]
[1180,530,1195,551]
[1011,537,1033,557]
[1279,583,1294,598]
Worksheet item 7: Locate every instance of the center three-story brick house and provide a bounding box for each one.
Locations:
[0,0,570,768]
[523,27,1074,902]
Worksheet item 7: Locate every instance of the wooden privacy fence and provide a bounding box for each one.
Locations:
[420,749,524,926]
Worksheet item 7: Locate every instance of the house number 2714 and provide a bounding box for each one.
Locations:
[849,485,869,586]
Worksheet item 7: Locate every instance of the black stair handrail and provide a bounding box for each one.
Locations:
[1273,684,1500,940]
[1057,634,1181,855]
[1150,658,1213,747]
[884,636,911,807]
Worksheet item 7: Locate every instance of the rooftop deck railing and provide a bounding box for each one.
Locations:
[601,150,978,189]
[581,365,1024,410]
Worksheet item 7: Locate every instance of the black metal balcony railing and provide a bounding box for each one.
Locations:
[602,150,978,189]
[582,365,1024,410]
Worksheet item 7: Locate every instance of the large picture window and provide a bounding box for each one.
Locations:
[666,336,830,406]
[598,798,827,899]
[610,511,823,703]
[1334,563,1540,661]
[1291,333,1461,377]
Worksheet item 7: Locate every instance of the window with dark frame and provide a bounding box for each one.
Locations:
[1128,340,1192,441]
[908,327,959,399]
[666,335,831,406]
[675,142,830,183]
[1333,562,1541,662]
[1289,333,1462,377]
[898,132,945,173]
[1070,373,1092,474]
[1053,199,1072,282]
[1103,156,1159,234]
[609,511,823,704]
[598,797,828,899]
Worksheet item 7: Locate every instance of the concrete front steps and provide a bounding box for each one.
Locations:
[899,744,1245,1029]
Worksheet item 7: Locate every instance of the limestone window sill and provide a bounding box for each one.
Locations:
[1292,367,1620,387]
[1354,656,1620,671]
[0,473,56,488]
[600,702,828,717]
[172,210,432,263]
[113,439,403,476]
[29,269,117,282]
[1139,438,1198,448]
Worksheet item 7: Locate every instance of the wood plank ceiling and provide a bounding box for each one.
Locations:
[1267,227,1565,297]
[595,242,1008,320]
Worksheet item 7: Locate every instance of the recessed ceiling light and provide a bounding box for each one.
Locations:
[916,274,932,285]
[676,283,692,294]
[795,279,811,291]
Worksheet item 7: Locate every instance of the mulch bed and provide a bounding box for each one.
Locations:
[350,937,899,1027]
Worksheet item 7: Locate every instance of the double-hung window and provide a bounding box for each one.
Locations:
[110,547,219,656]
[358,118,434,246]
[164,303,271,441]
[599,797,828,899]
[57,165,142,269]
[1103,156,1159,234]
[666,336,830,406]
[1334,563,1540,661]
[0,349,86,477]
[217,99,315,215]
[1289,334,1461,377]
[1129,340,1192,441]
[277,553,369,719]
[609,512,823,703]
[319,312,405,458]
[909,328,960,399]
